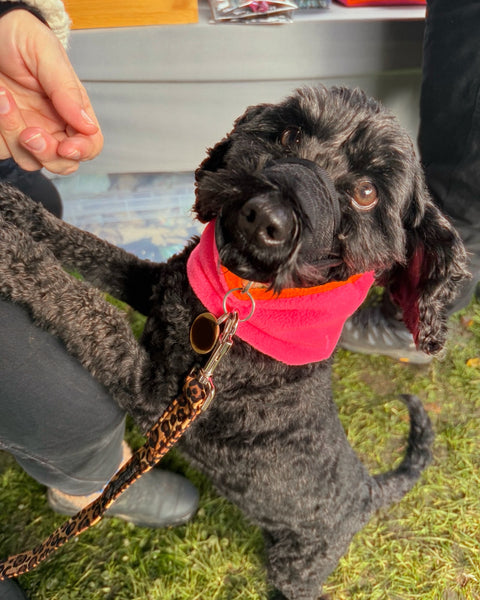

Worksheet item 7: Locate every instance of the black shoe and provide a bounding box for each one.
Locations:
[339,296,432,364]
[0,579,29,600]
[48,468,199,529]
[340,275,480,363]
[447,277,480,315]
[0,159,62,218]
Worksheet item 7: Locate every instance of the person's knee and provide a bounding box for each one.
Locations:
[0,299,126,494]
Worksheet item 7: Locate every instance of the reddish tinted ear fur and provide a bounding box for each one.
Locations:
[387,199,469,355]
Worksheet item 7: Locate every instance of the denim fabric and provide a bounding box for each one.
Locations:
[0,299,126,495]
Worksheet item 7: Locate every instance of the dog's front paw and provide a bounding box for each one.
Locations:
[0,182,54,236]
[0,182,33,220]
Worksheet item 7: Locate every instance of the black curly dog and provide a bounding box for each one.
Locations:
[0,86,469,599]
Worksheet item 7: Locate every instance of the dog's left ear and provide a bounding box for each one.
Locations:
[384,176,470,356]
[195,137,232,182]
[196,103,269,175]
[194,104,270,222]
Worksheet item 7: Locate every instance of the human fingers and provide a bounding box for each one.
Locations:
[35,41,100,136]
[56,123,104,163]
[19,127,80,175]
[35,49,104,166]
[51,85,100,137]
[0,87,42,170]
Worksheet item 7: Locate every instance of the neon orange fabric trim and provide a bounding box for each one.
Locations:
[222,268,365,301]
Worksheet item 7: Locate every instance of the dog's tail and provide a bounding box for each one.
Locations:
[371,394,434,509]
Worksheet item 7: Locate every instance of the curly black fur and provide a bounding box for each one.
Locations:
[0,86,469,599]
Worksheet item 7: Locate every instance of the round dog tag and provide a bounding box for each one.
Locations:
[190,312,219,354]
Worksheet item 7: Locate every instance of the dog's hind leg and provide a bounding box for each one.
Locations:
[264,528,342,600]
[0,183,160,315]
[0,220,161,427]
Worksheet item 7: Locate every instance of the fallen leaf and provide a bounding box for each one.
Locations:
[466,357,480,368]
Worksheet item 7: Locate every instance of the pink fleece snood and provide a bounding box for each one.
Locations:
[187,220,375,365]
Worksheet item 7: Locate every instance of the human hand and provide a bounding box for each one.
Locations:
[0,9,103,174]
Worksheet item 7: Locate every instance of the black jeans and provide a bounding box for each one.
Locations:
[0,162,125,495]
[419,0,480,300]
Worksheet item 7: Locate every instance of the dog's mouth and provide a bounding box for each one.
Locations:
[215,158,343,291]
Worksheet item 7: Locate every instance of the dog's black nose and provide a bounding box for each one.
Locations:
[239,194,293,246]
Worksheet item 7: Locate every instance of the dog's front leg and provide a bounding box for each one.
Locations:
[0,183,161,315]
[0,221,161,427]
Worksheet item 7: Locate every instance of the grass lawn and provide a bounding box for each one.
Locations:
[1,298,479,599]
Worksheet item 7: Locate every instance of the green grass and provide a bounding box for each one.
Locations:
[1,298,480,599]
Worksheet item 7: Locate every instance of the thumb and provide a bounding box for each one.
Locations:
[51,83,100,135]
[36,42,99,135]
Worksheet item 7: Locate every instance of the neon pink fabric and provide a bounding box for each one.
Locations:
[187,220,375,365]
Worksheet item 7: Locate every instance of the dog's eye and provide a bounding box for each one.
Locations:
[280,127,302,147]
[351,180,378,211]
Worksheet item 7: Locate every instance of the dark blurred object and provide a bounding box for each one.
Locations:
[335,0,424,6]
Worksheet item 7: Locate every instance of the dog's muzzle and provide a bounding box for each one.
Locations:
[260,158,341,263]
[237,158,341,262]
[214,157,342,286]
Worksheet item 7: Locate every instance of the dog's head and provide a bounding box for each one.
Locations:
[194,86,469,356]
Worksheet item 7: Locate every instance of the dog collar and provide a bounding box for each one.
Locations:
[187,220,374,365]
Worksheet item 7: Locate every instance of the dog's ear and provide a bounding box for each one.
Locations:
[196,104,269,179]
[385,177,469,356]
[194,104,270,222]
[195,137,232,182]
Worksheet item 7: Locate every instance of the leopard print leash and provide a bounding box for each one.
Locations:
[0,311,239,580]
